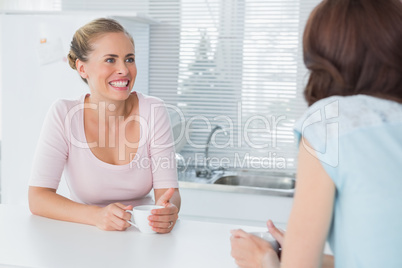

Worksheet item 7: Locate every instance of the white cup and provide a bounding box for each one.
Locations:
[249,232,280,253]
[126,205,164,233]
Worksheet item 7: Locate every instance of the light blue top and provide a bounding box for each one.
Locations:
[294,95,402,268]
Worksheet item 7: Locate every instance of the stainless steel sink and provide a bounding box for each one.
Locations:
[213,174,295,190]
[178,167,295,196]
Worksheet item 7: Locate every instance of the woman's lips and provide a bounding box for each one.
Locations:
[109,79,130,90]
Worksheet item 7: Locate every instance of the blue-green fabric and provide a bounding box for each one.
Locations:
[294,95,402,268]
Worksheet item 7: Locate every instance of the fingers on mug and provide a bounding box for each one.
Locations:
[125,205,164,234]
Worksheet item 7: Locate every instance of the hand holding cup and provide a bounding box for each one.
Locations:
[149,188,179,233]
[126,188,179,234]
[126,205,164,233]
[230,220,283,268]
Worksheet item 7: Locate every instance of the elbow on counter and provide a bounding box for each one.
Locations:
[28,186,41,215]
[28,186,56,216]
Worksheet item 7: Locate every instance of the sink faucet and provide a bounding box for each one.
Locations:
[196,125,227,178]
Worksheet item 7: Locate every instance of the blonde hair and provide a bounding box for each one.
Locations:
[67,18,134,83]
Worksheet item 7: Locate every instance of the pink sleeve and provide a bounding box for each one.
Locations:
[148,100,179,189]
[29,100,69,189]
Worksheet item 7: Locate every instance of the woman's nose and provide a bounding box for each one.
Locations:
[117,61,129,75]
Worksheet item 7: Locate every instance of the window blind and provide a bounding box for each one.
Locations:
[149,0,320,173]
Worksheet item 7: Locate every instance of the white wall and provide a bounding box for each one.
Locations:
[0,13,150,204]
[0,16,2,141]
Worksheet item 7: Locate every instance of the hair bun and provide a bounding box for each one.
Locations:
[67,52,77,70]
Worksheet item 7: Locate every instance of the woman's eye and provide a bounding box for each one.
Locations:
[126,58,135,63]
[106,58,115,63]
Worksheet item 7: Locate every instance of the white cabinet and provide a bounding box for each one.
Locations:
[179,185,293,226]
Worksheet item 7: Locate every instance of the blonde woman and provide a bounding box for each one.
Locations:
[29,18,180,232]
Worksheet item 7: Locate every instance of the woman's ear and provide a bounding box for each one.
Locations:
[76,59,88,79]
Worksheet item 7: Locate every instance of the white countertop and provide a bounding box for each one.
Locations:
[0,205,267,268]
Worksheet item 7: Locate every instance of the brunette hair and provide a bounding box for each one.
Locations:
[303,0,402,106]
[67,18,134,83]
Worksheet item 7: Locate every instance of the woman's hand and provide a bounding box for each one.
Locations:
[151,188,179,233]
[230,220,284,268]
[268,220,334,268]
[266,219,285,248]
[94,203,133,231]
[231,220,334,268]
[230,228,280,268]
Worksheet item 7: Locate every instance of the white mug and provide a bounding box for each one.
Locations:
[249,232,280,253]
[126,205,164,233]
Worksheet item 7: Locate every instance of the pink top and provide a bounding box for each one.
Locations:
[29,92,178,207]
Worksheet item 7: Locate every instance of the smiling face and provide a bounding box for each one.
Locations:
[76,32,137,101]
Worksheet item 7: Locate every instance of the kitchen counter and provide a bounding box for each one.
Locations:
[0,205,267,268]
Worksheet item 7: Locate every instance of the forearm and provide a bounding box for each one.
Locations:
[170,189,181,212]
[322,254,334,268]
[28,186,100,226]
